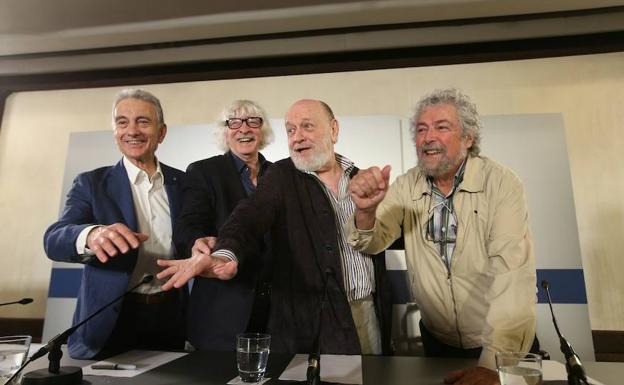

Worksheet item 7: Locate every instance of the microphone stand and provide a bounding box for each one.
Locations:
[7,275,154,385]
[307,269,332,385]
[541,280,589,385]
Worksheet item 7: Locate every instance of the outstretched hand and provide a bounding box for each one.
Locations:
[191,236,217,256]
[157,254,238,290]
[157,236,236,290]
[86,223,148,263]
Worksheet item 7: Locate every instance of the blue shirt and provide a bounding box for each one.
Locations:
[228,151,269,195]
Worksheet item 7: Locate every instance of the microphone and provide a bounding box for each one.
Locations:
[541,280,589,385]
[9,274,154,385]
[307,269,332,385]
[0,297,33,306]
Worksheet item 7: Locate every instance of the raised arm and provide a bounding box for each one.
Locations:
[349,165,391,230]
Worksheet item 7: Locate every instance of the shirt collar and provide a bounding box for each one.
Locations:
[228,151,268,174]
[427,157,467,198]
[123,156,163,185]
[335,153,355,175]
[305,153,355,177]
[414,156,481,200]
[457,155,484,193]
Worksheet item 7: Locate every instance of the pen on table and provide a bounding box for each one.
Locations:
[91,363,137,370]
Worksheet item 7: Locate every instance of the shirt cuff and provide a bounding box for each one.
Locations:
[212,249,238,263]
[346,215,376,248]
[478,347,497,371]
[76,225,101,255]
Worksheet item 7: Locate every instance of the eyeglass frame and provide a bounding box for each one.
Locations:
[225,116,263,129]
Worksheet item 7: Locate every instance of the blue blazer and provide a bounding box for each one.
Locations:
[44,159,185,359]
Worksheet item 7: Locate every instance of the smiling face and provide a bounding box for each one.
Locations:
[225,115,264,159]
[285,100,338,173]
[415,103,473,180]
[113,97,166,170]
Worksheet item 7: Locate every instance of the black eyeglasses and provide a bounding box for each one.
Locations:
[225,117,263,129]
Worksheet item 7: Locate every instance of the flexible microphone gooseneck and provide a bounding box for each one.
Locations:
[0,297,33,306]
[541,280,589,385]
[8,274,154,385]
[307,269,333,385]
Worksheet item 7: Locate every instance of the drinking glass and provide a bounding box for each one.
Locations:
[0,335,32,384]
[236,333,270,383]
[496,351,542,385]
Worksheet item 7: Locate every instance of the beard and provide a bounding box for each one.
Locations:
[290,135,334,172]
[417,144,467,178]
[291,147,333,172]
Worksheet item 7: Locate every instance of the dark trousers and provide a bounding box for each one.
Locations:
[419,320,541,359]
[96,289,186,359]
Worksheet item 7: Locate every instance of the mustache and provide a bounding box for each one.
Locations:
[292,144,311,151]
[420,144,446,152]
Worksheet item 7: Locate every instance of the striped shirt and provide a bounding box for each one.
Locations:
[307,154,376,302]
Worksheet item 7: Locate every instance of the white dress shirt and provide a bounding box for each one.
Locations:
[75,157,173,293]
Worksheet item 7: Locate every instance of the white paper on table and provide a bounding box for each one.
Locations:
[279,354,362,385]
[542,360,604,385]
[82,350,187,377]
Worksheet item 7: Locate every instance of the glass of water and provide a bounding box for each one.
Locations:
[496,351,542,385]
[0,335,31,384]
[236,333,270,383]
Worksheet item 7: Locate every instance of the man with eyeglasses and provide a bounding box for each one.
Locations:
[347,89,537,385]
[158,99,392,356]
[171,100,274,351]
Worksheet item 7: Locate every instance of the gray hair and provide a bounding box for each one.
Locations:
[112,89,165,128]
[410,88,482,157]
[215,100,274,152]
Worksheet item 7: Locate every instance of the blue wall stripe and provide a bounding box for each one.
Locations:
[48,268,82,298]
[536,269,587,304]
[48,267,587,304]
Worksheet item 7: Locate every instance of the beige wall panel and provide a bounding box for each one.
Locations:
[1,52,623,331]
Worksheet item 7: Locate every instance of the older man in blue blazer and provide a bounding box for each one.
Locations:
[44,89,186,359]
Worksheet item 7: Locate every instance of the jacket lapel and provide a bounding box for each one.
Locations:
[161,163,181,227]
[223,152,247,200]
[106,159,138,231]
